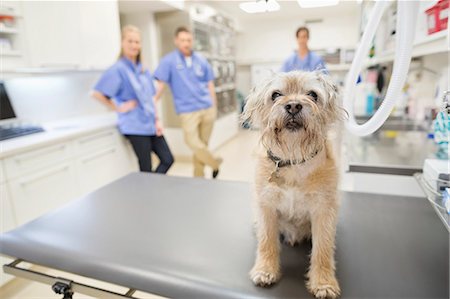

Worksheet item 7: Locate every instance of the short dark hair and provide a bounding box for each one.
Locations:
[296,26,309,38]
[175,26,191,37]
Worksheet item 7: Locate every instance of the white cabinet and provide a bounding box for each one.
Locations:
[21,1,120,69]
[0,126,136,287]
[0,182,18,286]
[8,161,79,226]
[78,1,121,69]
[22,1,83,68]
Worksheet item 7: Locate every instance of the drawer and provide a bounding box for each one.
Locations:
[4,142,73,180]
[76,145,123,195]
[75,129,117,155]
[8,161,78,225]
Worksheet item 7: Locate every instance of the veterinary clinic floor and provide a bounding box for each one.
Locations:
[0,129,424,299]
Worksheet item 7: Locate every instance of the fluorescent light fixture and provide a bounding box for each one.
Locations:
[239,0,280,14]
[297,0,339,8]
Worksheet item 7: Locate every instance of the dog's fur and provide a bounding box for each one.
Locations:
[242,71,346,299]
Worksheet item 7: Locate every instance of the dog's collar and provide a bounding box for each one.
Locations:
[267,148,321,168]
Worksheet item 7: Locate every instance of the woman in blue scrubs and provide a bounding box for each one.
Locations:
[281,26,327,72]
[92,25,173,173]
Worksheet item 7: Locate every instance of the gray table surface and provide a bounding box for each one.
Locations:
[0,173,448,299]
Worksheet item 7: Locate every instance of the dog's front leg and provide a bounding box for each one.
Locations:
[250,197,281,287]
[307,208,340,299]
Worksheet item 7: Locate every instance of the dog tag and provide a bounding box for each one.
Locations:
[268,162,285,184]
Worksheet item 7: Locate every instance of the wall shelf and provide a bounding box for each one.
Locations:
[0,27,19,34]
[364,30,448,68]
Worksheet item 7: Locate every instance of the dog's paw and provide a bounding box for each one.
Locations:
[307,277,341,299]
[250,267,280,287]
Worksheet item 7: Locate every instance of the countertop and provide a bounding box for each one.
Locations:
[0,113,118,159]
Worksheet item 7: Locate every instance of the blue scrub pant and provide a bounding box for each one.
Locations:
[125,135,174,173]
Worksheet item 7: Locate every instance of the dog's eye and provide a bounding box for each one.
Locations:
[271,91,283,101]
[306,91,318,101]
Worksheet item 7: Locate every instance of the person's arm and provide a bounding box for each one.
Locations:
[208,81,217,107]
[154,80,166,102]
[91,91,137,113]
[92,91,118,110]
[153,99,163,136]
[92,66,137,113]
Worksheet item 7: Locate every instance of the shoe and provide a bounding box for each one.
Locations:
[212,157,223,179]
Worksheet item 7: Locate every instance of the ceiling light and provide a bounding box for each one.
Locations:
[297,0,339,8]
[239,0,280,14]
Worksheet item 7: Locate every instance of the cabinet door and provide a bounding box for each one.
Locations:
[76,146,126,195]
[0,183,18,286]
[78,1,121,69]
[9,161,79,226]
[22,2,82,68]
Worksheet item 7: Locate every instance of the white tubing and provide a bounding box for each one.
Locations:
[343,1,419,136]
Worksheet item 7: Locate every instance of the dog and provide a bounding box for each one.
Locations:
[242,70,346,299]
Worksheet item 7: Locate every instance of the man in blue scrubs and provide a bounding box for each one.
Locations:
[154,27,222,178]
[281,27,326,72]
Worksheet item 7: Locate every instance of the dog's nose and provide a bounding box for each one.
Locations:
[285,102,302,115]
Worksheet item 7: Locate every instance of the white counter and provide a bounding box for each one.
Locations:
[0,113,118,159]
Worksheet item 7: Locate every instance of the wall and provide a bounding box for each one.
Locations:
[234,14,359,97]
[5,71,109,123]
[236,14,360,64]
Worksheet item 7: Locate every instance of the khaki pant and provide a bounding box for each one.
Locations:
[179,106,221,177]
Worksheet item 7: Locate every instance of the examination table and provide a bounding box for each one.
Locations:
[0,173,448,298]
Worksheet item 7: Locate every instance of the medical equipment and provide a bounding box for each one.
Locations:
[443,188,450,214]
[344,1,420,136]
[423,159,450,193]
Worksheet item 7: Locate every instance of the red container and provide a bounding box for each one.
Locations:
[426,0,449,34]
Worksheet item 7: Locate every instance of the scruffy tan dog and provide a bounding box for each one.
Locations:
[242,71,345,299]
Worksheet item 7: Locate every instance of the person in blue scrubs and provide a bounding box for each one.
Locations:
[154,27,222,179]
[281,26,327,72]
[92,25,173,173]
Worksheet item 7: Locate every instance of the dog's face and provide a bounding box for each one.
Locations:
[242,71,345,160]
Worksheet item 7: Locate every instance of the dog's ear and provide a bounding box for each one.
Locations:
[240,78,273,128]
[315,71,348,122]
[315,71,338,102]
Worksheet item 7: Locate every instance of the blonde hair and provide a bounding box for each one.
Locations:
[119,25,142,65]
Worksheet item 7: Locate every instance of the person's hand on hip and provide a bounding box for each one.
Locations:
[116,100,138,113]
[156,119,164,136]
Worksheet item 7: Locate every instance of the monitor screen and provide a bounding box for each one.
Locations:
[0,82,16,120]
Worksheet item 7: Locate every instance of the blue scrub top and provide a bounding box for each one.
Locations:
[281,51,327,72]
[94,57,157,136]
[154,50,215,114]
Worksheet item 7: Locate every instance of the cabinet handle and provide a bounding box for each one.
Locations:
[19,165,70,187]
[78,131,114,145]
[15,145,66,165]
[39,63,80,69]
[80,148,116,164]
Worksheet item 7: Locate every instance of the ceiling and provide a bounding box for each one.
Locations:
[202,0,361,23]
[118,0,184,14]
